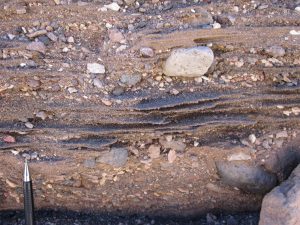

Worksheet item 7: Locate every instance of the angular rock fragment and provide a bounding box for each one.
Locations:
[96,147,128,168]
[26,41,46,54]
[265,45,285,57]
[104,2,120,11]
[120,74,142,87]
[148,145,161,159]
[87,63,105,74]
[108,29,125,43]
[163,47,214,77]
[168,150,177,163]
[159,139,186,152]
[27,30,48,38]
[216,161,277,194]
[259,164,300,225]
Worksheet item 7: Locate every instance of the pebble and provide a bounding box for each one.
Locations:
[28,79,40,88]
[96,147,128,168]
[116,45,127,53]
[26,41,46,54]
[22,153,31,160]
[248,134,256,144]
[25,122,34,129]
[62,47,69,53]
[67,36,74,43]
[68,87,77,93]
[227,152,251,161]
[216,15,236,26]
[27,30,48,38]
[36,111,47,120]
[120,74,142,87]
[140,47,154,58]
[112,86,125,96]
[159,139,186,152]
[124,0,135,5]
[16,7,26,14]
[39,36,50,45]
[163,47,214,77]
[104,2,120,11]
[167,150,177,163]
[289,30,300,35]
[30,152,38,160]
[296,6,300,12]
[47,32,58,42]
[265,45,285,57]
[6,179,17,188]
[101,99,112,106]
[7,33,15,40]
[87,63,105,74]
[108,29,125,43]
[93,78,103,88]
[212,22,221,29]
[148,145,161,159]
[3,135,16,143]
[216,161,277,194]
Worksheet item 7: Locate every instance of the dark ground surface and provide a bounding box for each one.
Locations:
[0,210,259,225]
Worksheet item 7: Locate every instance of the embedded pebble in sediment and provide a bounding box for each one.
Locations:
[87,63,105,74]
[265,45,285,57]
[215,161,277,194]
[148,145,161,159]
[163,47,214,77]
[140,47,154,58]
[120,74,142,87]
[104,2,120,11]
[26,41,46,54]
[96,148,128,168]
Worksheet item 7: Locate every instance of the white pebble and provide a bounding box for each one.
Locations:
[87,63,105,74]
[213,22,221,29]
[290,30,300,35]
[25,122,34,129]
[104,2,120,11]
[248,134,256,144]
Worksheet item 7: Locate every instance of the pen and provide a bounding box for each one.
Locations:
[23,159,35,225]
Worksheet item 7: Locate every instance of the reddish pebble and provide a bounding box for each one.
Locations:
[3,135,16,143]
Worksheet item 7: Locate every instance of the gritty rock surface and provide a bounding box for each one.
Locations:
[96,148,128,168]
[163,47,214,77]
[259,164,300,225]
[216,161,277,194]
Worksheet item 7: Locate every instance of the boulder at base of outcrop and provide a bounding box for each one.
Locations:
[215,161,277,194]
[163,46,214,77]
[259,164,300,225]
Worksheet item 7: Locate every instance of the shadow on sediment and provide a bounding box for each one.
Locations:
[0,209,259,225]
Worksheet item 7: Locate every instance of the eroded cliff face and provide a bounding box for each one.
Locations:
[0,0,300,223]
